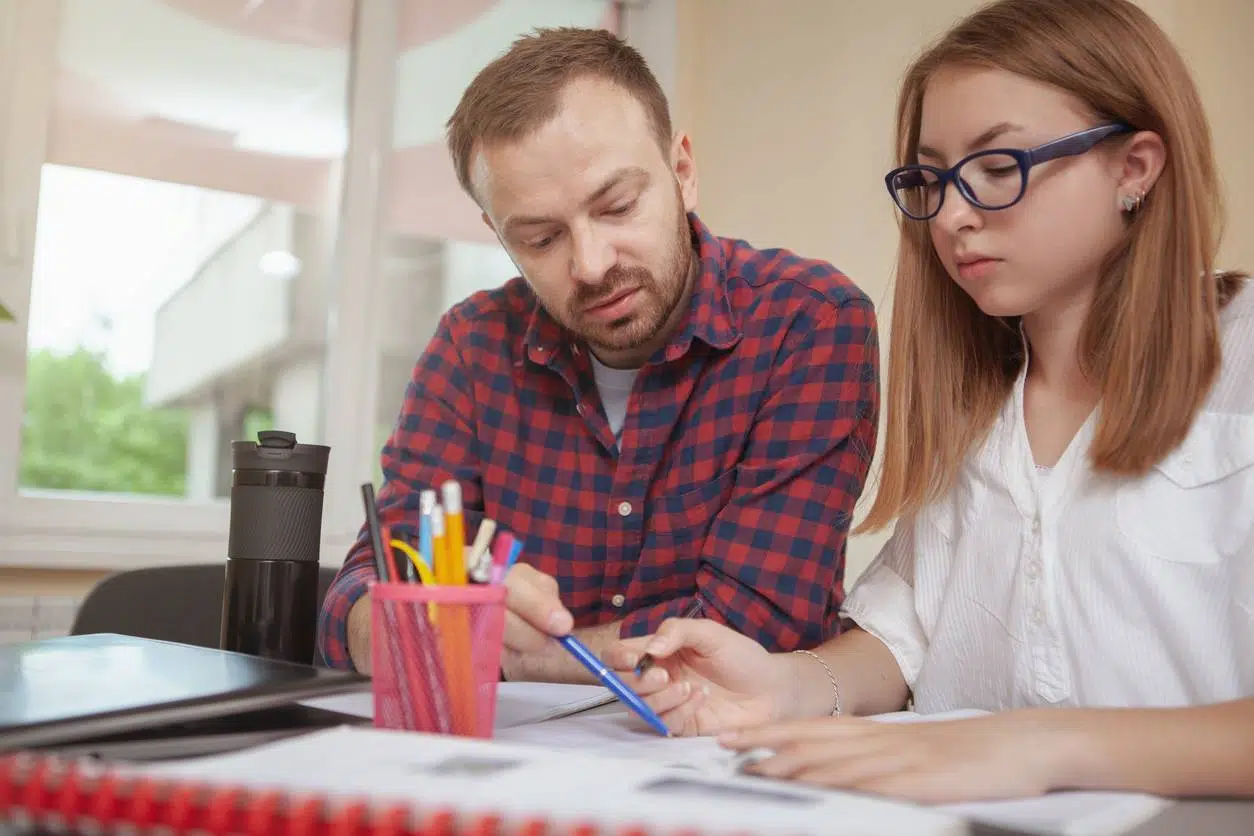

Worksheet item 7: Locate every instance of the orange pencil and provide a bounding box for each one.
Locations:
[430,505,473,731]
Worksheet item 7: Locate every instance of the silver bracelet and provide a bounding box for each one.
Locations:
[793,649,842,717]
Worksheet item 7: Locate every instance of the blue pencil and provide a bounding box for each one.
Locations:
[556,634,670,737]
[503,538,523,572]
[418,489,436,572]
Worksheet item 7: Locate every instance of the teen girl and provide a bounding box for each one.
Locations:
[509,0,1254,803]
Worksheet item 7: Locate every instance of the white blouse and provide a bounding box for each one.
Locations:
[843,282,1254,713]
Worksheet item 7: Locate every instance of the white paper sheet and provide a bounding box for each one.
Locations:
[495,696,1169,836]
[491,682,615,728]
[496,707,736,772]
[301,681,1170,835]
[301,682,616,728]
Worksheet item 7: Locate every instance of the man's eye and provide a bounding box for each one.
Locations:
[606,201,636,216]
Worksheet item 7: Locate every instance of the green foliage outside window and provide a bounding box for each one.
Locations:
[20,348,189,495]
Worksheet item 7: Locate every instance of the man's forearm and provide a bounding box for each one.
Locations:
[1050,698,1254,798]
[347,595,372,674]
[503,620,623,684]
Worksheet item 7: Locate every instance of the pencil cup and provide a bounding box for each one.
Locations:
[369,582,506,738]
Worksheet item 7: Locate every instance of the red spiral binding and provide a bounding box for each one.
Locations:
[0,751,741,835]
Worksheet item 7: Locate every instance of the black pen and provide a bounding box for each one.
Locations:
[635,596,704,676]
[360,482,393,582]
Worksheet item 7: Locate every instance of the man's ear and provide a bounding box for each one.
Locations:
[671,131,698,213]
[481,211,494,232]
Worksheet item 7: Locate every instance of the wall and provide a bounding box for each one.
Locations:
[0,567,105,641]
[672,0,1254,581]
[1172,0,1254,275]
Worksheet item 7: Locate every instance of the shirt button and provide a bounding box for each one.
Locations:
[1031,516,1040,533]
[616,501,633,517]
[576,403,586,415]
[1025,562,1039,579]
[611,594,626,608]
[572,344,582,356]
[1032,607,1045,625]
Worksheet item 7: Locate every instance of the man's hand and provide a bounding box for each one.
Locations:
[346,593,372,674]
[504,563,574,652]
[502,563,618,684]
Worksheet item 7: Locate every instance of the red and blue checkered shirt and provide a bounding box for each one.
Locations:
[317,213,879,669]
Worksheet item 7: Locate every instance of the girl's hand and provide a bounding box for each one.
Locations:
[604,618,792,737]
[720,709,1068,804]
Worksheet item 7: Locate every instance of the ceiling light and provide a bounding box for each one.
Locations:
[259,250,302,280]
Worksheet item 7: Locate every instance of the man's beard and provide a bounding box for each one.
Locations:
[560,209,693,355]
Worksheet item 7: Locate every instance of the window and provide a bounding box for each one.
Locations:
[0,0,357,568]
[23,167,284,501]
[0,0,664,574]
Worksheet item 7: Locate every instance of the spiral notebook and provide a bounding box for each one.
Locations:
[0,724,971,835]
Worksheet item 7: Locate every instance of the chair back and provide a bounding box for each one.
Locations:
[70,564,340,653]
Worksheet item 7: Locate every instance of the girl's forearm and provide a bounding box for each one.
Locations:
[1047,698,1254,798]
[779,627,911,720]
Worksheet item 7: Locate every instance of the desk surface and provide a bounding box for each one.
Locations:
[1124,800,1254,835]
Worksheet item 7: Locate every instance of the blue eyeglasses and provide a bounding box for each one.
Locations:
[885,123,1134,220]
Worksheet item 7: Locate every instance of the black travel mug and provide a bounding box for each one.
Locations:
[220,430,330,665]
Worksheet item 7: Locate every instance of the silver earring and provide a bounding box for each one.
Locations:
[1121,190,1145,214]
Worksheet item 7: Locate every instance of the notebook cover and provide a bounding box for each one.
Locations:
[0,633,368,753]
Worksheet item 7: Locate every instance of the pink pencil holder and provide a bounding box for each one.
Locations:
[369,582,506,738]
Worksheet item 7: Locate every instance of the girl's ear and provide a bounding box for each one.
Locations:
[1115,130,1167,211]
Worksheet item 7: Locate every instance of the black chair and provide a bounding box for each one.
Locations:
[70,564,340,653]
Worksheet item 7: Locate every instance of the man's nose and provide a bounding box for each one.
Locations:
[569,221,615,285]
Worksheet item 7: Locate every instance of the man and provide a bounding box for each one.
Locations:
[317,27,879,683]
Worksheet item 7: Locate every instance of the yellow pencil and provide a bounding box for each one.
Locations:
[441,481,467,585]
[431,505,448,585]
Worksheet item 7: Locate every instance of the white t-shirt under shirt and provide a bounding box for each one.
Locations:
[842,281,1254,713]
[590,354,639,442]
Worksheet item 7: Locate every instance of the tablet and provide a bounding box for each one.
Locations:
[0,633,370,753]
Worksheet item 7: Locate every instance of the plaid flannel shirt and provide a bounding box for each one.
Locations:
[318,213,879,669]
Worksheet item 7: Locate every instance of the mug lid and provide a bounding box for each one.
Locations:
[231,430,330,475]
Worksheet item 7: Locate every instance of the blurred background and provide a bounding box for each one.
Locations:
[0,0,1248,639]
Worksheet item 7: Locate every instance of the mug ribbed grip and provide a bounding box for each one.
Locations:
[227,485,323,563]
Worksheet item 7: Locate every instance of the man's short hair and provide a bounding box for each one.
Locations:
[445,27,673,202]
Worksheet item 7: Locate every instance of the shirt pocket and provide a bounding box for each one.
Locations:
[646,469,739,550]
[1114,413,1254,564]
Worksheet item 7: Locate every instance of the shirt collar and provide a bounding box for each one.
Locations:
[662,212,742,361]
[521,212,741,367]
